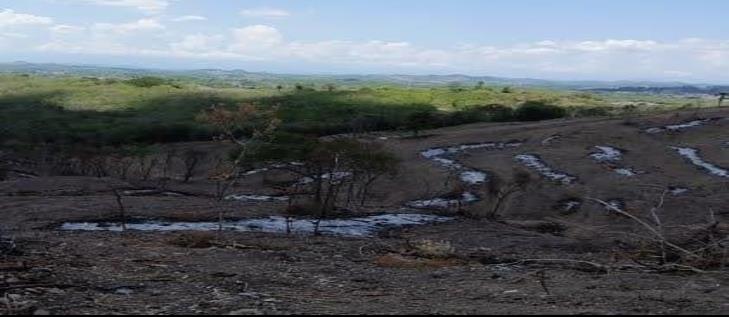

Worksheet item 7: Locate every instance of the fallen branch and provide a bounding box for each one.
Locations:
[514,259,610,273]
[588,197,700,260]
[210,241,259,250]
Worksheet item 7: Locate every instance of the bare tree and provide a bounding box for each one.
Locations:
[181,149,206,183]
[155,149,177,191]
[198,103,281,236]
[110,150,136,180]
[0,150,7,181]
[0,129,8,180]
[111,188,128,231]
[352,143,399,207]
[137,155,159,181]
[482,170,532,219]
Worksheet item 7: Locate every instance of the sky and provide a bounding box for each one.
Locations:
[1,0,728,83]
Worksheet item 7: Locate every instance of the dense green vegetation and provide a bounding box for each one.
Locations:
[0,74,717,148]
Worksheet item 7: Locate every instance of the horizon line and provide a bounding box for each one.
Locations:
[2,60,727,87]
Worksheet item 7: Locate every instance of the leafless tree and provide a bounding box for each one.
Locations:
[482,170,532,219]
[181,149,206,183]
[137,155,159,181]
[198,103,281,236]
[111,188,128,231]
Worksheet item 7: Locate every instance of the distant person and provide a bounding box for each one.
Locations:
[719,93,727,107]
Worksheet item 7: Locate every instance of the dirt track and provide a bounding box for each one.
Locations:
[2,108,729,315]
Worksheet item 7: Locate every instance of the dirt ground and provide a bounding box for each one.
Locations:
[2,108,729,315]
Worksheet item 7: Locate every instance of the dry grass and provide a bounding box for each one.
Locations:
[409,239,456,259]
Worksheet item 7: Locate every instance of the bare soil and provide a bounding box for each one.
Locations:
[2,108,729,315]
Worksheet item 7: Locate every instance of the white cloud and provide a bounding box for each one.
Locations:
[240,8,291,18]
[93,18,165,35]
[73,0,170,14]
[15,19,729,81]
[171,34,224,53]
[571,39,663,52]
[50,24,86,34]
[171,15,207,22]
[0,9,53,28]
[38,18,169,56]
[229,25,284,53]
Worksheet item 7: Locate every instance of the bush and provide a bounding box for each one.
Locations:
[466,104,515,122]
[125,76,170,88]
[513,101,566,121]
[404,110,438,136]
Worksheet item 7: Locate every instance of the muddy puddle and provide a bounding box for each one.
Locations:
[672,147,729,178]
[298,172,353,185]
[225,194,290,202]
[645,118,722,134]
[555,199,582,215]
[589,146,639,177]
[121,189,189,197]
[421,141,522,186]
[406,192,479,210]
[60,213,453,237]
[515,154,577,184]
[240,162,306,176]
[668,187,689,196]
[604,199,626,212]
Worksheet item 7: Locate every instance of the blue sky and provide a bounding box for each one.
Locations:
[1,0,728,82]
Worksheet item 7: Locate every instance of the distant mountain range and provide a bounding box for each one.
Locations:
[1,61,727,93]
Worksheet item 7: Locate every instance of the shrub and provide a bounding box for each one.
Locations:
[466,104,514,122]
[125,76,170,88]
[404,110,438,136]
[513,101,566,121]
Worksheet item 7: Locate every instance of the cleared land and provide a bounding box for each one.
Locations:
[1,107,728,314]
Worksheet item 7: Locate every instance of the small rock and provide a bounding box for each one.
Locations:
[114,288,134,295]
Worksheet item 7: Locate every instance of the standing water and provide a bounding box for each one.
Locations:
[61,213,454,238]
